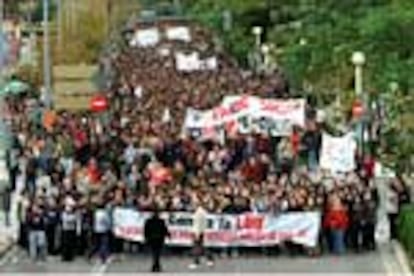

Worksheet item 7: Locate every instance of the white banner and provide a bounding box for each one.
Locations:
[320,132,357,173]
[184,96,305,138]
[175,52,217,72]
[166,26,191,42]
[130,28,160,47]
[112,208,321,248]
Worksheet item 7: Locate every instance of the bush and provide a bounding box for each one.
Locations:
[397,204,414,269]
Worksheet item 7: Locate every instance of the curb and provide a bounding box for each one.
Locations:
[392,241,413,275]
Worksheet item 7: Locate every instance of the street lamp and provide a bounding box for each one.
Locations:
[43,0,52,108]
[351,51,365,97]
[252,26,263,49]
[351,51,366,157]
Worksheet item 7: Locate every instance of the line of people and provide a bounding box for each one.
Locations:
[18,197,112,263]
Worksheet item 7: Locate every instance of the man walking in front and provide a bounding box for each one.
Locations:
[144,208,170,272]
[189,202,214,270]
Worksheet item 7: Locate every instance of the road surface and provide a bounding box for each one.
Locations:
[0,243,408,274]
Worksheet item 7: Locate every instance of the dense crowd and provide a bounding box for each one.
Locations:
[1,19,411,265]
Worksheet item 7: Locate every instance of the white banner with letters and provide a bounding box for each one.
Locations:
[184,96,305,138]
[175,52,217,72]
[130,28,160,47]
[166,26,191,42]
[320,132,357,173]
[112,208,321,248]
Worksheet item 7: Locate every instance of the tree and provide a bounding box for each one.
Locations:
[183,0,414,172]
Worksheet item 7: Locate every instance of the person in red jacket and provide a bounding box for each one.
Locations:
[324,194,349,255]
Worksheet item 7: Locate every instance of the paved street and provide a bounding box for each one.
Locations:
[0,244,407,274]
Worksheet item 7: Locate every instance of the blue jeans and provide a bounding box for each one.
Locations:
[28,230,47,261]
[308,149,318,172]
[97,233,109,262]
[330,229,346,255]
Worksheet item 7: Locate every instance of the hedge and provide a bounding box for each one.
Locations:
[397,204,414,270]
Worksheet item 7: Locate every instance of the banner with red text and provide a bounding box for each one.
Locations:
[112,208,320,248]
[184,96,305,139]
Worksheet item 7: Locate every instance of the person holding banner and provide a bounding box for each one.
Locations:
[144,207,170,272]
[189,203,214,270]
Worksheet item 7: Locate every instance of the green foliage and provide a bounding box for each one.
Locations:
[398,204,414,269]
[183,0,414,173]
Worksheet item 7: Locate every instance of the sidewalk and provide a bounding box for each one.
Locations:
[0,224,15,259]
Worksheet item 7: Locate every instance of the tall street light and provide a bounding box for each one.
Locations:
[352,51,365,97]
[252,26,263,50]
[251,26,263,72]
[351,51,366,157]
[43,0,52,108]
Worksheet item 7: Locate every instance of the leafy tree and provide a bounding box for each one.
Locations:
[183,0,414,172]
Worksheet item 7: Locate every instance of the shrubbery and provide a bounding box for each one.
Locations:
[397,204,414,270]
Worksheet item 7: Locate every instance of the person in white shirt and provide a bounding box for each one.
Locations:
[386,181,400,240]
[89,202,111,263]
[189,203,214,270]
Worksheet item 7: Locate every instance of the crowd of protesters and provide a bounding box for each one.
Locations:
[1,19,411,265]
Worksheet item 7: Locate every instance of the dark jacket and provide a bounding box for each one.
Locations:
[27,210,47,231]
[144,214,169,246]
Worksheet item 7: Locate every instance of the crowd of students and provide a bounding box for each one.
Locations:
[1,19,411,265]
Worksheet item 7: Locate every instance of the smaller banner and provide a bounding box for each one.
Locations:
[130,28,160,47]
[320,132,356,173]
[175,52,217,72]
[166,26,191,42]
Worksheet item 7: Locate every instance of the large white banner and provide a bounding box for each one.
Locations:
[184,95,305,138]
[112,208,321,248]
[320,132,357,173]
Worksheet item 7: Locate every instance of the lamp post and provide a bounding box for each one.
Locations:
[0,0,3,33]
[352,52,365,97]
[252,26,263,50]
[43,0,52,109]
[351,51,366,158]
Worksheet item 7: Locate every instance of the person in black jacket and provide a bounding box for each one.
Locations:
[61,203,79,262]
[45,199,60,255]
[27,203,48,262]
[144,208,170,272]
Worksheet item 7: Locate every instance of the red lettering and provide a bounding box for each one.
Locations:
[238,214,264,230]
[261,100,301,114]
[229,97,249,113]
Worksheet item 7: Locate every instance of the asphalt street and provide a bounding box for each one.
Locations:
[0,244,405,274]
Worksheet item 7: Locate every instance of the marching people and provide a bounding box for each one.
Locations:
[3,17,410,270]
[89,200,111,263]
[45,198,60,255]
[385,181,400,241]
[324,194,349,255]
[189,202,214,270]
[26,202,48,262]
[77,200,94,257]
[17,189,30,251]
[60,200,79,262]
[361,189,378,251]
[144,207,170,272]
[2,186,12,227]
